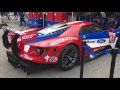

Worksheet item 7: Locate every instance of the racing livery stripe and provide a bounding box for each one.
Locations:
[81,31,109,39]
[25,31,63,45]
[85,38,109,48]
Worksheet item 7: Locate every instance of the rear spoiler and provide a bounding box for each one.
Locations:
[0,24,7,29]
[0,24,25,35]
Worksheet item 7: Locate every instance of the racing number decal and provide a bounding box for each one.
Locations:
[108,32,116,43]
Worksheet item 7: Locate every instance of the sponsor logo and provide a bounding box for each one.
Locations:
[22,34,36,40]
[20,54,32,60]
[49,56,58,62]
[108,32,116,43]
[44,55,58,62]
[50,37,78,46]
[82,35,86,39]
[24,55,32,60]
[97,39,106,43]
[24,45,30,52]
[44,55,50,62]
[90,54,95,59]
[86,40,95,43]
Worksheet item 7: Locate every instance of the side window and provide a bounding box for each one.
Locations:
[80,24,102,33]
[93,25,102,32]
[80,25,94,33]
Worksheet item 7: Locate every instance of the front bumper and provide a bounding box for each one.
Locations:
[6,51,52,75]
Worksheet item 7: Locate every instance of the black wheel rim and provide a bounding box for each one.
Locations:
[62,48,77,68]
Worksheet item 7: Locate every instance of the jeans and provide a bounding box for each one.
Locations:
[20,17,26,26]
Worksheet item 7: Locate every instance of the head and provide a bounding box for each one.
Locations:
[111,15,115,19]
[116,22,120,28]
[96,16,100,19]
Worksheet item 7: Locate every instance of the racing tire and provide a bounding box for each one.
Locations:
[58,44,79,71]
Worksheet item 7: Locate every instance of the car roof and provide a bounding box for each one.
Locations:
[59,21,94,37]
[66,21,93,26]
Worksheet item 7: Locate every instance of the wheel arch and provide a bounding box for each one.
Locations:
[67,43,81,61]
[57,43,81,70]
[60,43,81,60]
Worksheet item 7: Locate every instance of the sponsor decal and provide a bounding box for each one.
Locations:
[49,56,58,62]
[108,32,116,43]
[82,35,86,39]
[24,55,32,60]
[50,37,78,46]
[44,55,58,62]
[24,45,30,52]
[22,34,36,40]
[86,40,95,43]
[97,39,106,43]
[44,55,50,62]
[90,54,95,59]
[20,54,24,58]
[20,54,32,60]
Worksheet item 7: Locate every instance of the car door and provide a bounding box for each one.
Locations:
[80,24,109,53]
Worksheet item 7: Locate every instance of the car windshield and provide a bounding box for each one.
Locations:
[37,23,69,35]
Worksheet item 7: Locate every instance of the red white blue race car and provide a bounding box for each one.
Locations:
[1,21,120,73]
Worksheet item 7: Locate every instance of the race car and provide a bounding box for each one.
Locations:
[1,21,120,73]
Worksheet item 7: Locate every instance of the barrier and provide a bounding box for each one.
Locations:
[45,20,59,26]
[28,18,43,28]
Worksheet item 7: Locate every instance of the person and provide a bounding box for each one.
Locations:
[18,12,26,26]
[5,12,11,20]
[93,16,101,25]
[105,15,116,29]
[100,17,108,29]
[114,16,120,28]
[76,12,81,21]
[114,18,120,28]
[1,12,4,23]
[14,12,18,20]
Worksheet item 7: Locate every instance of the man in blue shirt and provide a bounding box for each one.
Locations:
[105,15,116,29]
[18,12,26,26]
[93,16,101,26]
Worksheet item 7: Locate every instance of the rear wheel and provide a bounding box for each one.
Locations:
[58,44,79,70]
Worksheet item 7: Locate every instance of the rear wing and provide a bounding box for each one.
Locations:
[0,24,7,29]
[0,24,25,35]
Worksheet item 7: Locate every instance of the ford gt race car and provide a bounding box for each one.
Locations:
[1,21,120,74]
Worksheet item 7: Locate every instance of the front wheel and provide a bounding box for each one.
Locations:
[58,44,79,71]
